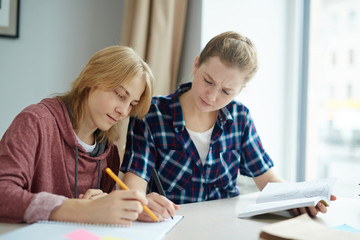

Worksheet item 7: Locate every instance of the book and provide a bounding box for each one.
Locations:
[0,215,183,240]
[238,178,336,218]
[259,213,360,240]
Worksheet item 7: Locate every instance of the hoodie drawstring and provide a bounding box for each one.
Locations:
[74,146,78,198]
[74,146,102,198]
[97,160,101,189]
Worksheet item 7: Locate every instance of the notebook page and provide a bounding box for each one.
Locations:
[0,215,184,240]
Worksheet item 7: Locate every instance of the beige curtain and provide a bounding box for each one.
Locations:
[118,0,188,170]
[121,0,188,96]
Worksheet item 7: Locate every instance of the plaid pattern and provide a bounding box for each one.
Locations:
[121,82,274,204]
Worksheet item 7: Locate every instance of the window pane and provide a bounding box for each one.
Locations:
[307,0,360,197]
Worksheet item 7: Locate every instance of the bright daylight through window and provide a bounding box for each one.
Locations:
[307,0,360,197]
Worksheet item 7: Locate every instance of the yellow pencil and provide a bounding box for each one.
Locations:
[105,168,158,222]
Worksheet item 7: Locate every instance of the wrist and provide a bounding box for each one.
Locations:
[49,198,91,223]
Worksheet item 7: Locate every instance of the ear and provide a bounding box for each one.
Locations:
[192,56,200,75]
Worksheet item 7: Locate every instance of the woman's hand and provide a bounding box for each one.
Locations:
[291,194,337,217]
[78,189,108,200]
[137,192,179,222]
[50,189,148,226]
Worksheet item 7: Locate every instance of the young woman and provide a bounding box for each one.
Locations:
[0,46,160,226]
[121,31,336,221]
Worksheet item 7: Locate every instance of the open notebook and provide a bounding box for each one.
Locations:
[0,215,183,240]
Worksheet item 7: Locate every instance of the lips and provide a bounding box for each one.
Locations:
[200,98,211,107]
[107,114,117,124]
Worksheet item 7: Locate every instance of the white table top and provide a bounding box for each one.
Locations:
[1,192,359,240]
[165,193,360,240]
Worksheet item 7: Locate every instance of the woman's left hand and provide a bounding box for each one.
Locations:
[137,192,179,222]
[79,189,108,200]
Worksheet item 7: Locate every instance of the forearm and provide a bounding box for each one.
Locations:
[123,172,148,193]
[253,168,286,191]
[48,198,91,223]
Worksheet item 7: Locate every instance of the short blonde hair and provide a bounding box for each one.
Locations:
[60,45,154,144]
[198,31,258,86]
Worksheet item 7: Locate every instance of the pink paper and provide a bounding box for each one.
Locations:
[65,229,101,240]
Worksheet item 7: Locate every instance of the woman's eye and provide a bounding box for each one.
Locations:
[222,90,230,95]
[204,79,212,84]
[115,91,125,100]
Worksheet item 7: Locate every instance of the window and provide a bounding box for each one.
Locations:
[306,0,360,197]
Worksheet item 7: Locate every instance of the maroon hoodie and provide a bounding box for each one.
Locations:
[0,98,119,223]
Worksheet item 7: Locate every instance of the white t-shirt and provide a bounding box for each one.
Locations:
[186,126,214,165]
[75,134,97,153]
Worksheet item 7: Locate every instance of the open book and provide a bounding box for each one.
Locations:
[238,178,336,218]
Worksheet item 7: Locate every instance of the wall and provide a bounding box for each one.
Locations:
[0,0,125,137]
[198,0,302,181]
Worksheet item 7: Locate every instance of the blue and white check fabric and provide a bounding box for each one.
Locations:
[121,82,274,204]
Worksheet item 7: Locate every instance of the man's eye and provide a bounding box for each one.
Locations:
[222,90,229,95]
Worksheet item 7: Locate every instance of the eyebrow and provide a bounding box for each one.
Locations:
[119,86,141,103]
[204,73,235,93]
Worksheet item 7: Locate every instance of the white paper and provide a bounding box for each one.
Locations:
[257,178,337,204]
[238,178,337,218]
[0,215,184,240]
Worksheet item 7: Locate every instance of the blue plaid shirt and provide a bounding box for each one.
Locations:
[121,82,274,204]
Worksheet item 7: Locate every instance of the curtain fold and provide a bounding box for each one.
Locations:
[121,0,188,96]
[118,0,188,165]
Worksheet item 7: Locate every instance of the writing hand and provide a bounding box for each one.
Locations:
[137,192,179,222]
[86,190,148,225]
[49,189,148,226]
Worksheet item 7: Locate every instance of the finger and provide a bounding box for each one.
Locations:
[138,210,164,222]
[120,209,141,222]
[293,208,301,216]
[330,195,337,201]
[89,192,108,200]
[82,189,104,199]
[118,190,148,205]
[316,202,327,213]
[305,207,318,217]
[148,193,177,218]
[299,207,307,215]
[78,194,84,199]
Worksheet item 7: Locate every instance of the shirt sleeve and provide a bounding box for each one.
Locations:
[239,109,274,177]
[120,116,156,182]
[24,192,67,223]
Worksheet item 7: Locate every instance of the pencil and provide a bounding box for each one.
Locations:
[151,168,173,219]
[105,168,158,222]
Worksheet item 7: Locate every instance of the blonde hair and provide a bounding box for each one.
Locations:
[198,31,258,86]
[60,45,153,144]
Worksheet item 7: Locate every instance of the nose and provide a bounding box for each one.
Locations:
[115,102,131,118]
[206,88,218,102]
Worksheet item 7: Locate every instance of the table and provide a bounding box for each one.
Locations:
[165,193,360,240]
[1,193,359,240]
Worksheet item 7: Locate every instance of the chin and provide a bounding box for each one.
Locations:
[98,125,113,132]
